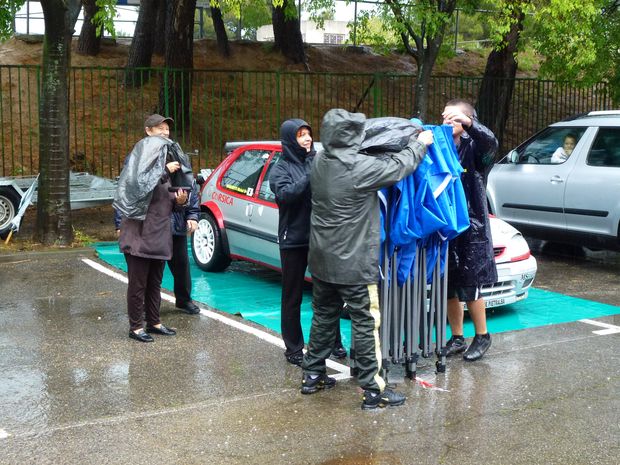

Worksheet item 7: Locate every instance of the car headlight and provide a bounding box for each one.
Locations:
[507,233,531,262]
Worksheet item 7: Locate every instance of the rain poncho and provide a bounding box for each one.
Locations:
[113,136,173,220]
[448,119,499,287]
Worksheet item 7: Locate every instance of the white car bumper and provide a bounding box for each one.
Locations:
[481,255,538,309]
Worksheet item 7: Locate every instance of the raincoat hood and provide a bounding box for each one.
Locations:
[280,118,313,164]
[320,109,365,167]
[113,135,170,220]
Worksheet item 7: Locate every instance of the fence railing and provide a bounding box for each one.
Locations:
[0,65,613,178]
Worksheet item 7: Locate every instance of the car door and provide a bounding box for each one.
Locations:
[216,147,272,262]
[564,126,620,239]
[245,150,282,269]
[488,126,587,231]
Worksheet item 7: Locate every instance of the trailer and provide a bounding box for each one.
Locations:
[0,172,117,238]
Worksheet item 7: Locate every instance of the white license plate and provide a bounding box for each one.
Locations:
[485,298,505,308]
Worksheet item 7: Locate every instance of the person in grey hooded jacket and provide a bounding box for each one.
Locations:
[300,108,434,410]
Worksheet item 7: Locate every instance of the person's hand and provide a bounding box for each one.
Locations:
[417,130,434,146]
[116,229,120,238]
[186,219,198,234]
[441,108,472,128]
[166,161,181,173]
[175,189,188,205]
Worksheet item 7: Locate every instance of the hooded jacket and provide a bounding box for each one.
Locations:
[448,118,499,287]
[308,109,428,285]
[269,119,315,249]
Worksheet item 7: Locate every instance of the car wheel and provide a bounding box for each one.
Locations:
[0,187,20,239]
[191,213,231,271]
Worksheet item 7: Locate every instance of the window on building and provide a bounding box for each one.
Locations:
[323,33,344,45]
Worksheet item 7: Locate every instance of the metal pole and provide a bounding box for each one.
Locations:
[353,0,358,46]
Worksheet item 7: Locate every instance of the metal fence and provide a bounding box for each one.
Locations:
[0,65,613,177]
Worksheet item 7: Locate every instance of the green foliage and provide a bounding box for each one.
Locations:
[305,0,336,29]
[92,0,118,38]
[530,0,619,101]
[0,0,26,41]
[206,0,271,40]
[349,9,399,53]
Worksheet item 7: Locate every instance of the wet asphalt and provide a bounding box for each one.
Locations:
[0,246,618,465]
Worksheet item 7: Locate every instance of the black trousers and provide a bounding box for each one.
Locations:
[125,253,165,331]
[280,247,342,357]
[167,234,192,306]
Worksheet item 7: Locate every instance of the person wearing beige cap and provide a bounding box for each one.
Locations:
[113,113,198,342]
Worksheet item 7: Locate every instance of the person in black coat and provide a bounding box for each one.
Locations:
[270,119,346,366]
[442,99,498,361]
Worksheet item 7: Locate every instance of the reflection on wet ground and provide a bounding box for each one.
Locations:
[526,238,620,308]
[0,250,618,464]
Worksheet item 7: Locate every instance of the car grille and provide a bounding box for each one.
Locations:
[481,279,515,299]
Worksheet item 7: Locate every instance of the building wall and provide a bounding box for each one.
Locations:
[257,20,349,44]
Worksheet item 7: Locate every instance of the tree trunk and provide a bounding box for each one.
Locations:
[412,36,443,121]
[477,6,525,152]
[272,0,307,66]
[211,5,230,57]
[153,0,166,56]
[37,0,81,246]
[76,0,102,56]
[125,0,158,87]
[159,0,196,132]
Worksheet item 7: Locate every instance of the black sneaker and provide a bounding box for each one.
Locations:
[361,388,406,410]
[331,345,347,359]
[445,335,467,357]
[286,352,303,366]
[463,333,492,361]
[300,373,336,394]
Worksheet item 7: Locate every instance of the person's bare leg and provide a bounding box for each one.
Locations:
[466,297,487,335]
[447,297,464,335]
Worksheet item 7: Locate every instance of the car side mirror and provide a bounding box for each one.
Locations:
[508,150,519,164]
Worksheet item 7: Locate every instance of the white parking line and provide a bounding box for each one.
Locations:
[579,319,620,335]
[81,258,351,380]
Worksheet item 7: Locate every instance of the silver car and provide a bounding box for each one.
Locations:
[192,142,537,309]
[487,110,620,250]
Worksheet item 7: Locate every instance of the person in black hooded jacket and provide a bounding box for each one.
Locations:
[270,119,346,366]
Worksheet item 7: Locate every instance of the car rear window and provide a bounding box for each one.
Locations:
[587,128,620,168]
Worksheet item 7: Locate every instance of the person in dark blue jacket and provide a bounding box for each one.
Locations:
[270,119,346,366]
[115,114,201,315]
[442,100,498,361]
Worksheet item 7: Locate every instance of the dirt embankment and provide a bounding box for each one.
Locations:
[0,36,509,75]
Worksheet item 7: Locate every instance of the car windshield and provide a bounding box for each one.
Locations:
[509,127,586,165]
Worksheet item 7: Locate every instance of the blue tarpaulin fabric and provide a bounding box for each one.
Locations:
[381,124,470,286]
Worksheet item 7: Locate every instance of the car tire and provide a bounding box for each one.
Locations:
[191,213,231,272]
[0,187,21,239]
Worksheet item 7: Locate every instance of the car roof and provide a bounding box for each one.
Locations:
[552,110,620,128]
[224,141,324,153]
